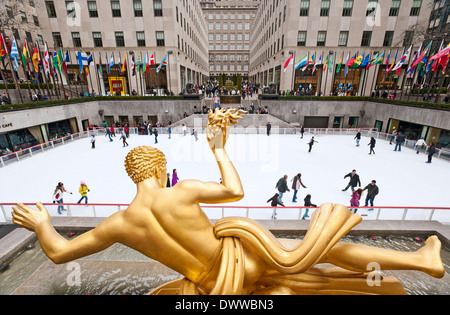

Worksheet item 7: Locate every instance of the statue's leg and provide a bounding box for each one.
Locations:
[319,236,444,278]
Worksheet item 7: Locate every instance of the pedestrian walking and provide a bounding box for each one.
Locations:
[302,194,317,220]
[124,124,130,138]
[425,143,436,164]
[362,180,379,210]
[77,181,90,204]
[415,138,427,154]
[106,127,113,142]
[394,132,405,152]
[267,193,285,219]
[182,124,187,136]
[168,125,172,139]
[120,131,129,147]
[275,175,290,203]
[350,188,363,213]
[342,169,361,192]
[307,137,318,152]
[291,173,307,203]
[172,169,179,186]
[368,137,376,155]
[355,130,361,147]
[192,129,198,141]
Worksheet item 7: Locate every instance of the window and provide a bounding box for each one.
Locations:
[72,32,81,47]
[342,0,353,16]
[297,31,307,46]
[156,31,165,46]
[389,0,401,16]
[87,1,98,17]
[403,30,414,47]
[361,31,372,46]
[320,0,330,16]
[154,0,163,17]
[383,31,394,46]
[45,1,57,18]
[38,35,44,46]
[20,11,28,23]
[136,31,146,46]
[367,0,378,16]
[6,6,14,18]
[66,1,76,18]
[338,31,348,46]
[115,31,125,47]
[53,32,62,47]
[111,0,121,17]
[410,0,422,16]
[93,32,103,47]
[317,31,327,46]
[300,0,310,16]
[134,0,143,17]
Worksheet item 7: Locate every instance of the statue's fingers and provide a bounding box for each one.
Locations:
[36,202,47,212]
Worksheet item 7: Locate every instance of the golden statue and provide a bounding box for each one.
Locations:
[12,108,444,295]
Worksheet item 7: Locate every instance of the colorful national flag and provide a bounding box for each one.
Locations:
[63,49,71,73]
[411,42,431,71]
[352,54,364,68]
[150,53,155,65]
[98,53,103,77]
[283,53,294,72]
[156,54,168,73]
[302,54,314,72]
[136,54,142,73]
[43,43,50,74]
[392,46,411,75]
[58,48,64,73]
[0,34,8,61]
[359,54,371,68]
[346,54,357,68]
[430,42,450,74]
[344,53,350,77]
[31,45,40,73]
[323,54,329,72]
[108,53,114,75]
[143,53,148,73]
[336,54,343,73]
[131,54,136,76]
[121,54,128,75]
[387,49,398,72]
[415,42,432,73]
[22,40,31,72]
[10,37,20,71]
[53,49,61,73]
[312,54,322,74]
[295,54,308,71]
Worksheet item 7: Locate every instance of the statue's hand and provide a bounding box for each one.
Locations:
[12,202,51,232]
[207,108,246,151]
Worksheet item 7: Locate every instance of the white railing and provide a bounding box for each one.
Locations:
[1,203,449,224]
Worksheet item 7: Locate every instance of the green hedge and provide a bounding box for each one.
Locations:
[1,83,54,90]
[409,88,448,95]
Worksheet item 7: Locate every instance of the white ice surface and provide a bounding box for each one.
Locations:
[1,131,449,221]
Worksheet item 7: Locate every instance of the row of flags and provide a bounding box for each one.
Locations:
[0,35,170,81]
[283,40,450,79]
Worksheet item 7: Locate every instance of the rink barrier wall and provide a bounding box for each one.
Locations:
[1,203,450,224]
[1,126,449,167]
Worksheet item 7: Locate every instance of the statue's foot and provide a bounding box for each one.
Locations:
[418,236,445,278]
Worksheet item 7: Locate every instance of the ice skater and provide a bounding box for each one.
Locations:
[300,125,305,139]
[53,182,72,215]
[389,129,397,145]
[154,128,158,144]
[307,137,318,152]
[267,122,271,136]
[415,138,427,154]
[275,175,290,204]
[426,143,436,164]
[77,181,90,204]
[302,194,317,220]
[354,130,361,147]
[368,137,376,155]
[172,169,179,186]
[350,188,363,213]
[291,173,307,203]
[362,180,379,210]
[342,169,361,192]
[394,132,405,151]
[120,131,129,147]
[182,124,187,136]
[91,133,96,149]
[106,127,113,142]
[267,193,285,219]
[192,129,198,141]
[168,125,172,139]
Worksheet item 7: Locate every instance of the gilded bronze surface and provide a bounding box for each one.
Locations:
[12,108,445,295]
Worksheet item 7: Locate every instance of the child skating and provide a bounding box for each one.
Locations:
[77,181,90,204]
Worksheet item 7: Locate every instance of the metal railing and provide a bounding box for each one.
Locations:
[1,203,449,224]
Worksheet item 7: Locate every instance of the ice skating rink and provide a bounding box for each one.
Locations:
[1,131,449,221]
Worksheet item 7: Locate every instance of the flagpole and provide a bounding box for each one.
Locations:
[36,41,52,100]
[133,53,139,96]
[361,52,369,97]
[139,52,143,95]
[69,48,79,97]
[46,42,60,99]
[291,51,296,92]
[63,47,74,99]
[399,47,414,100]
[0,33,11,99]
[18,39,33,101]
[87,53,94,96]
[92,51,101,96]
[31,42,45,100]
[323,53,329,96]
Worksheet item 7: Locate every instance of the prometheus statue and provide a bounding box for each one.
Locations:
[12,108,445,295]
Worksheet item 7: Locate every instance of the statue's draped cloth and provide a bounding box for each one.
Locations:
[150,204,406,295]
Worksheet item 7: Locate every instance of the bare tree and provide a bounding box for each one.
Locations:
[0,0,41,35]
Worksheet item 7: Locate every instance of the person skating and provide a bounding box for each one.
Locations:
[275,175,290,204]
[342,169,361,192]
[172,169,179,186]
[308,137,318,152]
[267,193,285,219]
[426,143,436,164]
[91,133,96,149]
[355,130,361,147]
[368,137,376,155]
[53,182,72,215]
[168,125,172,139]
[350,188,363,213]
[394,132,405,152]
[192,129,198,141]
[291,173,307,203]
[416,138,427,154]
[77,181,90,204]
[120,131,129,147]
[302,194,317,220]
[389,129,397,145]
[154,128,158,144]
[182,124,187,136]
[266,122,271,136]
[300,125,305,139]
[362,180,379,210]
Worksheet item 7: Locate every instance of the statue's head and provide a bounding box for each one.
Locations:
[125,146,167,186]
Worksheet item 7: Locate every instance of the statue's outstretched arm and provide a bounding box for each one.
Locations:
[12,202,120,264]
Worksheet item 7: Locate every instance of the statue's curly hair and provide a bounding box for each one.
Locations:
[124,146,167,183]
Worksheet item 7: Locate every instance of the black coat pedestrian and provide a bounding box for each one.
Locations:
[344,172,361,188]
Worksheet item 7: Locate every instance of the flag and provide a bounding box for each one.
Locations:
[117,53,122,75]
[302,54,314,71]
[312,54,322,74]
[108,53,114,75]
[63,49,71,73]
[136,54,142,73]
[53,49,61,73]
[143,53,148,73]
[121,53,128,75]
[386,49,398,72]
[346,54,357,68]
[131,54,136,76]
[10,37,19,71]
[371,51,385,68]
[22,40,31,72]
[323,54,329,72]
[328,54,334,73]
[336,54,343,73]
[156,54,168,73]
[295,53,308,71]
[360,54,371,68]
[58,48,64,73]
[430,42,450,74]
[98,53,103,77]
[150,53,155,65]
[411,42,431,71]
[0,34,8,61]
[352,54,364,68]
[344,53,350,77]
[384,51,391,73]
[415,42,432,73]
[283,53,294,72]
[32,46,40,73]
[43,43,50,74]
[76,51,93,73]
[392,46,411,75]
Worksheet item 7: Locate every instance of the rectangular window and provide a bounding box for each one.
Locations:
[317,31,327,46]
[111,0,121,17]
[156,31,165,46]
[320,0,331,16]
[297,31,307,46]
[338,31,348,46]
[38,35,44,46]
[72,32,81,47]
[403,30,414,47]
[45,1,57,18]
[115,31,125,47]
[134,0,143,17]
[342,0,353,16]
[361,31,372,46]
[300,0,309,16]
[383,31,394,46]
[66,1,75,17]
[389,0,401,16]
[367,0,378,16]
[410,0,422,16]
[93,32,103,47]
[154,0,163,17]
[53,32,62,47]
[87,1,98,17]
[136,31,146,46]
[20,11,28,23]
